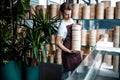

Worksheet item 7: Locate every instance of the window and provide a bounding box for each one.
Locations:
[47,0,65,4]
[30,0,47,5]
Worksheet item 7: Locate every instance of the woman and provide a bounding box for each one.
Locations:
[56,2,82,80]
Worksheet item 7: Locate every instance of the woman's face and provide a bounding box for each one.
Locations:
[62,10,72,20]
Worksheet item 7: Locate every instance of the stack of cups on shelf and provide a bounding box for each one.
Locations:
[101,1,111,8]
[72,4,85,19]
[72,24,81,51]
[96,3,105,19]
[113,26,120,72]
[29,5,36,19]
[90,4,96,19]
[96,29,105,41]
[101,1,114,19]
[89,29,97,46]
[115,1,120,19]
[105,7,114,19]
[48,4,60,19]
[81,29,87,46]
[82,5,90,19]
[72,3,80,19]
[108,29,114,42]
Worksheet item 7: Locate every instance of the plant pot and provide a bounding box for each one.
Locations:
[0,60,21,80]
[25,66,39,80]
[39,63,63,80]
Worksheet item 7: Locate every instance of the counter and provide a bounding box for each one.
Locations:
[67,40,120,80]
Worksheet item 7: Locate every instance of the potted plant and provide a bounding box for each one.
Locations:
[21,8,63,80]
[0,17,22,80]
[0,0,30,80]
[22,8,59,64]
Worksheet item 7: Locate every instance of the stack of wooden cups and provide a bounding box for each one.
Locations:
[108,29,114,42]
[48,4,60,19]
[81,29,87,46]
[72,24,81,51]
[105,7,114,19]
[30,5,36,19]
[36,5,43,15]
[72,3,86,19]
[96,29,105,42]
[25,5,46,19]
[113,26,120,51]
[90,4,96,19]
[115,1,120,19]
[51,35,56,52]
[116,1,120,7]
[102,1,114,19]
[56,47,62,64]
[96,3,105,19]
[101,1,111,8]
[72,3,80,19]
[89,29,97,46]
[82,5,90,19]
[48,35,57,63]
[113,26,120,72]
[79,4,85,19]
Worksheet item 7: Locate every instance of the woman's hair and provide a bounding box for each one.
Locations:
[60,2,72,13]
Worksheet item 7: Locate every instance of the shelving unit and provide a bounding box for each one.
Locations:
[70,0,120,65]
[27,0,120,63]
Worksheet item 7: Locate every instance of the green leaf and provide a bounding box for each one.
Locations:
[21,0,30,11]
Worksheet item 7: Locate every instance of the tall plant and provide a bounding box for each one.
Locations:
[23,9,59,66]
[0,0,30,64]
[0,20,13,64]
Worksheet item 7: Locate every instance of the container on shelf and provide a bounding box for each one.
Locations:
[90,4,96,19]
[113,26,120,47]
[79,4,85,19]
[108,29,114,42]
[36,5,44,15]
[101,1,111,8]
[72,3,80,19]
[113,26,120,72]
[105,7,114,19]
[82,5,90,19]
[30,5,36,19]
[72,24,81,51]
[116,1,120,8]
[115,7,120,19]
[81,29,87,46]
[48,4,59,19]
[96,3,105,19]
[89,29,97,46]
[56,47,62,64]
[96,29,105,42]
